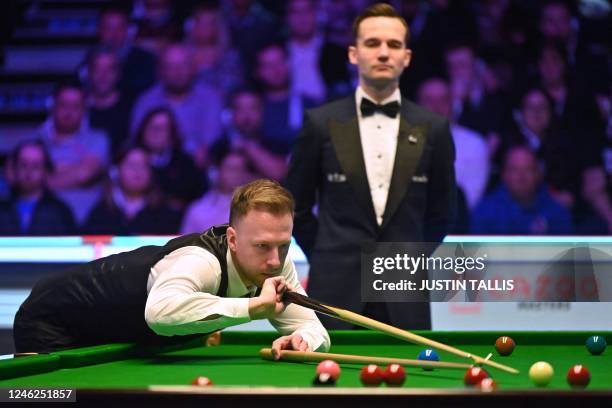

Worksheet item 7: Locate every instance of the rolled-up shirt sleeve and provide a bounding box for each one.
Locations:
[269,257,331,352]
[145,246,251,336]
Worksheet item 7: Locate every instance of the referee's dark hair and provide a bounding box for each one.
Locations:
[352,3,410,45]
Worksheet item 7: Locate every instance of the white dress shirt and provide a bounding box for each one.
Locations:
[144,246,330,352]
[355,86,401,225]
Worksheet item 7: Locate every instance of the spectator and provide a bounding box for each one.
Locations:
[399,0,479,99]
[445,42,507,140]
[86,49,135,156]
[0,140,75,235]
[318,0,355,100]
[96,7,157,95]
[286,0,326,103]
[210,89,288,180]
[499,87,581,210]
[136,107,207,211]
[181,150,252,234]
[255,43,317,151]
[417,78,489,210]
[224,0,280,62]
[130,43,223,164]
[36,82,110,225]
[184,3,244,98]
[132,0,181,55]
[83,146,181,235]
[471,146,572,235]
[535,42,605,139]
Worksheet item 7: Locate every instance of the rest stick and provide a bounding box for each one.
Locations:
[283,291,519,374]
[260,348,472,370]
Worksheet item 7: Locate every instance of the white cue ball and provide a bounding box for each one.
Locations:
[529,361,554,387]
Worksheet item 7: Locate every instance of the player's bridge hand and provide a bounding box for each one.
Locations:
[271,334,308,360]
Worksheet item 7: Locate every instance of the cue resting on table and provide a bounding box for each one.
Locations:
[282,291,519,374]
[260,348,472,370]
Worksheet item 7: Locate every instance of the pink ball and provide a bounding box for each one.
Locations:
[316,360,341,380]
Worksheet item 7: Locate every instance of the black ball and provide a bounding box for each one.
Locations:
[313,372,336,386]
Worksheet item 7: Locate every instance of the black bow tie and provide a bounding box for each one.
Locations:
[360,98,400,118]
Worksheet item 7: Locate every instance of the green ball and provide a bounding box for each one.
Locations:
[586,335,606,355]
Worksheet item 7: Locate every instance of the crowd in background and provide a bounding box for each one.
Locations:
[0,0,610,236]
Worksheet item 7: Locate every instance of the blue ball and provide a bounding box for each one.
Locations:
[418,349,440,371]
[586,335,607,355]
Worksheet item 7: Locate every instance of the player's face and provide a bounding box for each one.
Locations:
[349,17,411,88]
[227,210,293,288]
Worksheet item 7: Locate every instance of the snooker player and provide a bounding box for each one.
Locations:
[13,179,330,358]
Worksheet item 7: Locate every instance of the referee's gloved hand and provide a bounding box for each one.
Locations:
[248,276,293,320]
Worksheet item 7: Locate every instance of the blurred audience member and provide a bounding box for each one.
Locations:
[224,0,280,62]
[417,78,489,210]
[286,0,326,103]
[399,0,479,99]
[318,0,354,99]
[184,4,244,98]
[210,89,288,180]
[37,82,110,225]
[131,43,223,163]
[445,43,506,142]
[181,150,252,234]
[136,107,206,211]
[500,87,581,210]
[132,0,180,55]
[96,7,156,95]
[86,49,135,156]
[255,43,317,150]
[0,141,75,235]
[83,146,180,235]
[535,42,605,139]
[471,146,572,235]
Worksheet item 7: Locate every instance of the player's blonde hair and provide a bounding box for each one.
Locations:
[230,179,295,225]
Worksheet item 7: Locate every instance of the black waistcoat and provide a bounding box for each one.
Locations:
[19,225,234,345]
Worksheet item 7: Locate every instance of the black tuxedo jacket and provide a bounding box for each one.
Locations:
[285,95,456,329]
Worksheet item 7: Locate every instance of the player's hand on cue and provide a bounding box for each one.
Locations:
[271,334,308,360]
[248,276,293,320]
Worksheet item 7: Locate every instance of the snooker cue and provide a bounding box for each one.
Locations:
[260,348,472,370]
[283,291,519,375]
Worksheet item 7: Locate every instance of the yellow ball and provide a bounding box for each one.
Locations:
[529,361,554,387]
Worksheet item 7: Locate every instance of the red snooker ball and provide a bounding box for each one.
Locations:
[495,336,516,356]
[192,376,213,386]
[464,367,490,386]
[316,360,341,381]
[383,364,406,386]
[566,365,590,388]
[360,364,384,386]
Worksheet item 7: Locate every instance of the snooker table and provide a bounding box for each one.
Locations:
[0,331,610,407]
